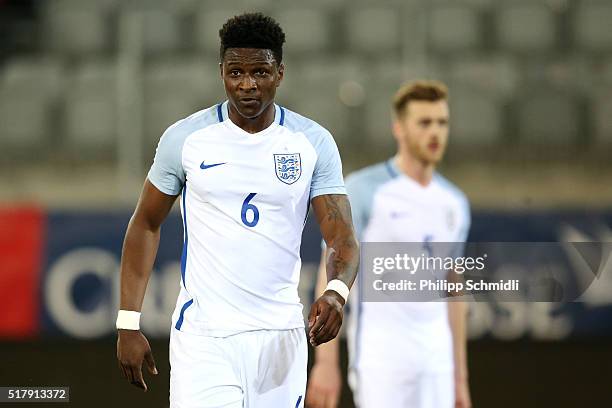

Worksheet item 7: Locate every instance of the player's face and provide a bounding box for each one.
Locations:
[221,48,284,120]
[394,100,449,165]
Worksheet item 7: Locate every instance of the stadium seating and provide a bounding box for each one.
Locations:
[143,58,222,148]
[496,2,557,53]
[516,89,581,145]
[0,58,64,150]
[63,61,117,153]
[195,8,245,56]
[42,1,111,55]
[363,59,447,145]
[120,4,184,56]
[0,0,610,155]
[273,8,331,56]
[448,87,503,145]
[428,4,481,53]
[285,58,365,141]
[574,1,612,52]
[0,93,52,151]
[447,55,520,98]
[345,7,401,55]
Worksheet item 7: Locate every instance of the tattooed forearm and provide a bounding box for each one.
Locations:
[321,194,345,223]
[312,194,360,288]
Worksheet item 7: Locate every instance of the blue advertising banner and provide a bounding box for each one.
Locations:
[37,209,612,340]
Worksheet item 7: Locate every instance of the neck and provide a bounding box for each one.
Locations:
[228,102,275,133]
[395,151,435,187]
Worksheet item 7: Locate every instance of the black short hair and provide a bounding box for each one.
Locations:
[219,12,285,64]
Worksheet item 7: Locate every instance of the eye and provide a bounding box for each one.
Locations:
[255,69,269,77]
[229,70,241,76]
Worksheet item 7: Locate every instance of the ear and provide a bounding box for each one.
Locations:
[391,119,403,142]
[276,63,284,87]
[219,62,223,79]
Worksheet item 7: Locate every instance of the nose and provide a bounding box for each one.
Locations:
[430,125,442,138]
[239,74,256,91]
[429,131,440,142]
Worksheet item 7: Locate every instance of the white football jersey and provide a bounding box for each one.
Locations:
[346,159,470,376]
[148,101,346,336]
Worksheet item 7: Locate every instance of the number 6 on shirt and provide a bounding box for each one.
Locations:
[241,193,260,227]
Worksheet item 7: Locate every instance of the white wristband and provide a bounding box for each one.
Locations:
[325,279,350,303]
[116,310,141,330]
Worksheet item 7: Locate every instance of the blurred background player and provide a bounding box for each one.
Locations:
[116,13,358,408]
[306,81,471,408]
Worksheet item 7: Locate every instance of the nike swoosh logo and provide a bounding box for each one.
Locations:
[200,161,226,170]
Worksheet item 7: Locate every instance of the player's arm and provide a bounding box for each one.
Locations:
[305,248,343,408]
[117,179,179,392]
[448,272,472,408]
[308,194,359,346]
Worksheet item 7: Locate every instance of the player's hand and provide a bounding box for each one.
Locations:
[117,329,158,392]
[305,361,342,408]
[308,290,344,346]
[455,376,472,408]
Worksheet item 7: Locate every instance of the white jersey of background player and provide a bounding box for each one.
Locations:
[116,13,358,408]
[306,81,472,408]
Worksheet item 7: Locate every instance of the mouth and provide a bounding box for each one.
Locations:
[238,97,260,106]
[428,141,440,151]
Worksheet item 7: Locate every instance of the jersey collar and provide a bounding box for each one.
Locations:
[387,157,441,191]
[218,101,284,126]
[385,157,400,178]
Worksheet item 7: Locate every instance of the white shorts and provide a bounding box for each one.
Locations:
[351,366,454,408]
[170,327,307,408]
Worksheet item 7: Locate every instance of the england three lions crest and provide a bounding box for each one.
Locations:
[274,153,302,185]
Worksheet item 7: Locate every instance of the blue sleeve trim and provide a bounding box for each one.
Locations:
[279,106,285,126]
[216,103,223,122]
[180,183,189,288]
[385,159,399,178]
[174,298,193,330]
